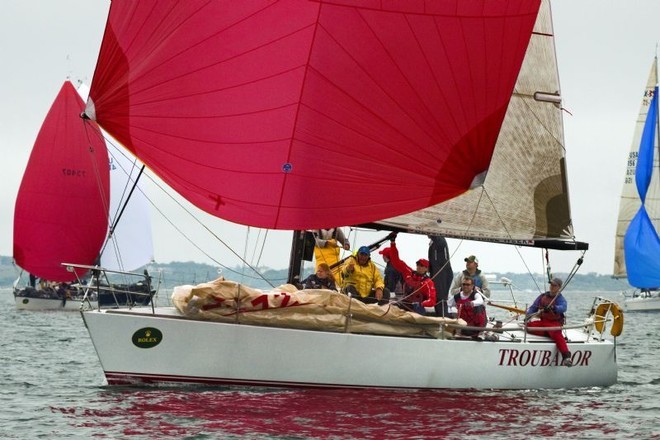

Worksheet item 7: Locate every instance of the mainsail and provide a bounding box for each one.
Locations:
[614,59,660,287]
[85,0,542,230]
[13,81,110,282]
[376,2,581,249]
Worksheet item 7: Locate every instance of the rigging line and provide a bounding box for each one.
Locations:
[560,252,586,290]
[103,154,145,276]
[95,134,273,284]
[254,229,269,268]
[81,118,111,254]
[108,165,146,237]
[85,128,137,273]
[141,171,276,287]
[399,189,489,306]
[240,226,251,283]
[249,228,262,266]
[106,147,141,227]
[479,187,544,293]
[246,229,261,264]
[434,186,486,287]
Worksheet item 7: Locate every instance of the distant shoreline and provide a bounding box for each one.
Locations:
[1,256,630,292]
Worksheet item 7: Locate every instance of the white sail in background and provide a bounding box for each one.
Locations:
[613,60,660,279]
[101,146,154,271]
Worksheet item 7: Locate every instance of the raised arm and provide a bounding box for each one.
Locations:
[388,241,412,278]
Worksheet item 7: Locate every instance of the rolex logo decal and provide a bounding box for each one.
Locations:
[132,327,163,348]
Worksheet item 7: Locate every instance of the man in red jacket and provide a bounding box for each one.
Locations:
[383,235,436,315]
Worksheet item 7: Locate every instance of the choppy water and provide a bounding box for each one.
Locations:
[1,288,659,439]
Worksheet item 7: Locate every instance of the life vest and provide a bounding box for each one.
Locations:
[403,272,435,305]
[453,290,487,327]
[462,269,484,289]
[538,294,565,323]
[303,274,336,290]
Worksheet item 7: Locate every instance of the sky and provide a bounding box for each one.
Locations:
[1,1,659,281]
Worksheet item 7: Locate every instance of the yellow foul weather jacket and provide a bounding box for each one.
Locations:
[340,256,385,298]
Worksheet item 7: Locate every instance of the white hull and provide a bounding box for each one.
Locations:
[82,307,617,389]
[15,296,98,311]
[623,296,660,312]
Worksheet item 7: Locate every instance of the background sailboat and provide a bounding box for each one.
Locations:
[13,81,106,309]
[614,58,660,312]
[13,81,155,310]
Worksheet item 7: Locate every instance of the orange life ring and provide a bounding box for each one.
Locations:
[609,303,624,337]
[593,302,624,337]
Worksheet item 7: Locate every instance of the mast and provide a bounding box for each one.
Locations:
[655,54,660,165]
[287,231,308,285]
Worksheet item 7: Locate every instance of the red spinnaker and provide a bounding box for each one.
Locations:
[88,0,541,229]
[13,81,110,282]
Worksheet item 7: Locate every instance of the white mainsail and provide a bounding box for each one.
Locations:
[378,3,578,248]
[613,59,660,279]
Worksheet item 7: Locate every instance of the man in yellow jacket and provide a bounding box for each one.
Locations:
[309,228,350,284]
[341,246,387,304]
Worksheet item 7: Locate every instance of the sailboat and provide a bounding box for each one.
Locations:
[78,0,619,389]
[13,81,155,310]
[613,57,660,312]
[13,81,106,310]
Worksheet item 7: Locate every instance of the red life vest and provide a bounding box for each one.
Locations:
[403,272,434,303]
[453,291,487,327]
[538,294,565,323]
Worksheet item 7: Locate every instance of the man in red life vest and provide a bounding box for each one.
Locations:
[447,276,488,337]
[525,277,573,367]
[384,235,436,315]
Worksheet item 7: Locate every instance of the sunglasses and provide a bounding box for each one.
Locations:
[462,283,472,286]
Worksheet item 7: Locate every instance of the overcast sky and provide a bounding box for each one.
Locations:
[1,1,659,281]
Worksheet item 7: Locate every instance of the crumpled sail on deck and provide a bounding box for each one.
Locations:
[13,81,110,282]
[377,2,581,249]
[85,0,542,230]
[614,60,660,286]
[172,279,462,338]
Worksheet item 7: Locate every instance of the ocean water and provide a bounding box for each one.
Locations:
[1,288,659,439]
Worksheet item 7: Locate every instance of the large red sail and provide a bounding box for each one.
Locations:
[88,0,541,229]
[13,81,110,282]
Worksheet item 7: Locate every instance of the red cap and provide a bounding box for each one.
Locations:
[379,248,392,258]
[416,258,430,268]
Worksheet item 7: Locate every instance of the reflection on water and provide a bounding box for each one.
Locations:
[51,384,650,439]
[53,387,554,439]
